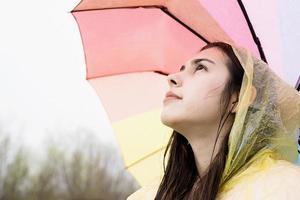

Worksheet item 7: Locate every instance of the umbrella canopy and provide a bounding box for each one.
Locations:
[71,0,267,186]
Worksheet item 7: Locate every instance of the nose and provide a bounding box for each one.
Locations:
[167,73,182,87]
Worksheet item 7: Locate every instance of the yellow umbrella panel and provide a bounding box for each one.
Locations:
[89,72,172,186]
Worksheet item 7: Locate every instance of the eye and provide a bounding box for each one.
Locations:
[179,65,185,72]
[195,64,206,72]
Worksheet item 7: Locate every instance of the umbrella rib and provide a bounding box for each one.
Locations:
[125,145,167,169]
[70,5,165,13]
[237,0,267,63]
[160,7,210,44]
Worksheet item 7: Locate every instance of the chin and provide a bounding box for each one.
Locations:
[160,111,181,129]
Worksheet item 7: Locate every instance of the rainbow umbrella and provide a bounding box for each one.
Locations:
[71,0,267,186]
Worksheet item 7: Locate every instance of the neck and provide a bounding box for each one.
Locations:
[182,117,233,176]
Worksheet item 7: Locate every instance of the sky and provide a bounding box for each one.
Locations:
[0,0,299,165]
[0,1,121,162]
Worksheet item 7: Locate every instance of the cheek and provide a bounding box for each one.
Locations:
[183,79,226,118]
[203,81,227,99]
[186,78,225,104]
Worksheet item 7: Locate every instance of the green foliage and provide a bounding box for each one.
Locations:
[0,132,138,200]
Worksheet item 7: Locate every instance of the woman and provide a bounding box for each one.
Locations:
[127,42,300,199]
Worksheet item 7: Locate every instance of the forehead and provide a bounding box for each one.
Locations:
[188,47,228,65]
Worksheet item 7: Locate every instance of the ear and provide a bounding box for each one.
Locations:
[231,86,257,113]
[249,86,257,106]
[230,92,239,114]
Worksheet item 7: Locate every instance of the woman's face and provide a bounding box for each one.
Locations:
[160,47,231,132]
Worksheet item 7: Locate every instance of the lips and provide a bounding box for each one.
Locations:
[164,91,182,103]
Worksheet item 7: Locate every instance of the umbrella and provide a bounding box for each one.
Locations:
[71,0,268,186]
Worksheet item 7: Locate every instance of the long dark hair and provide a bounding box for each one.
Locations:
[154,42,244,200]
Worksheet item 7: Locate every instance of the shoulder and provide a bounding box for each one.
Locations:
[259,159,300,186]
[220,160,300,200]
[127,179,161,200]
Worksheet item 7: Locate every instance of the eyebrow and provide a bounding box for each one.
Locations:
[179,58,215,71]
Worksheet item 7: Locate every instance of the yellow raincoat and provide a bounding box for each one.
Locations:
[127,45,300,199]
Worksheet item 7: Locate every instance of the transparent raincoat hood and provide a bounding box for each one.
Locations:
[217,46,300,197]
